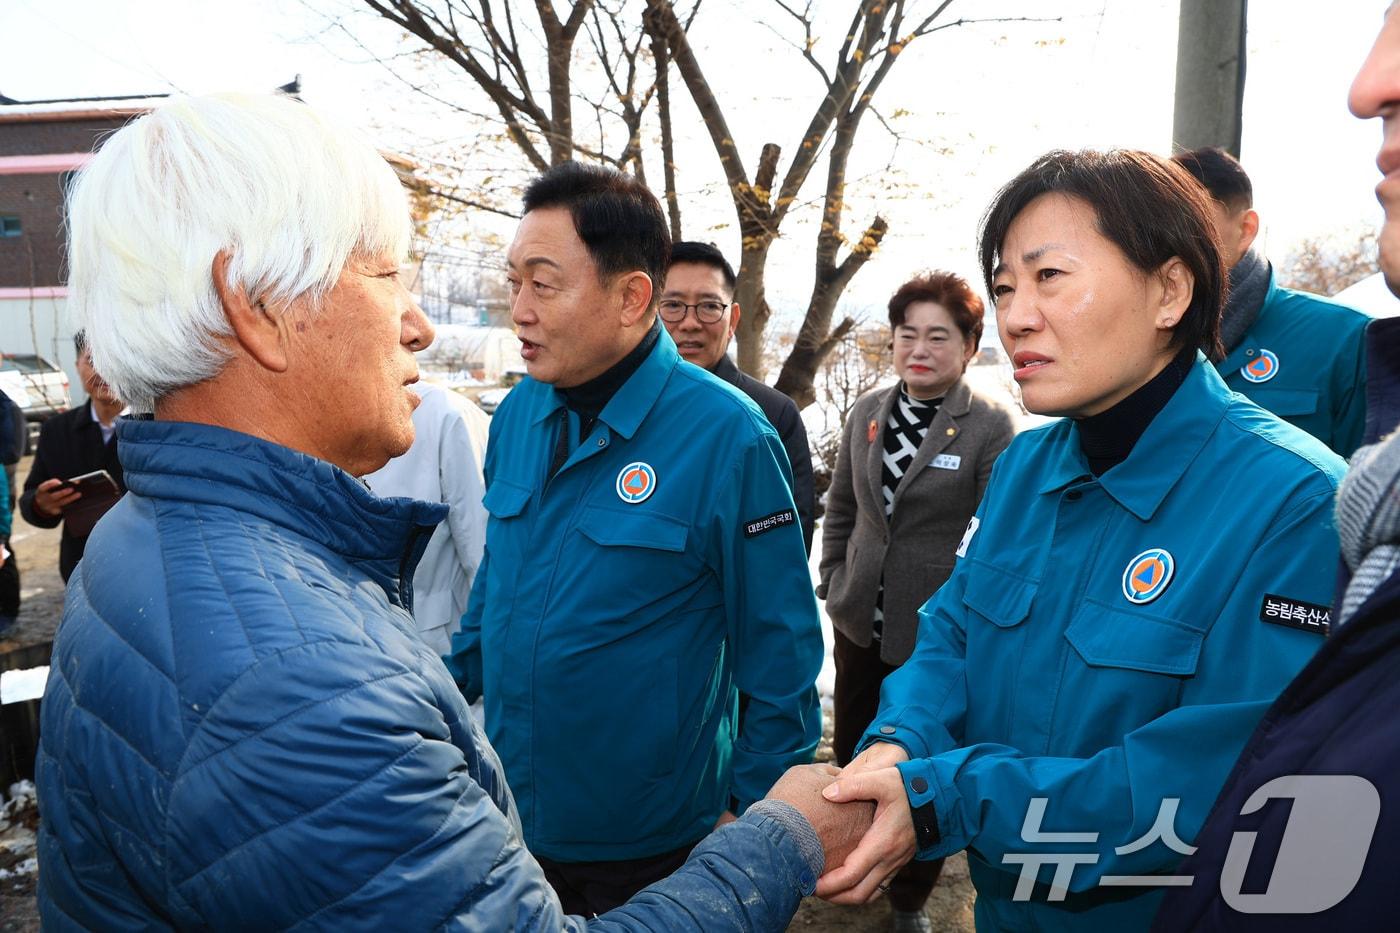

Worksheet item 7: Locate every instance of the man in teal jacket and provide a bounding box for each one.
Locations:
[1175,147,1369,457]
[447,161,822,915]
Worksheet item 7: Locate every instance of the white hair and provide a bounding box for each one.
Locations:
[66,92,412,412]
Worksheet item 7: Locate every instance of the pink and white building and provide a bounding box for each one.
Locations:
[0,94,166,393]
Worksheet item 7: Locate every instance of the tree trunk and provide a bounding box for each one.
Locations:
[774,273,853,409]
[733,238,775,377]
[646,10,684,241]
[773,104,885,407]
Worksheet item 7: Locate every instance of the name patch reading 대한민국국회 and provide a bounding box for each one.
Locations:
[744,509,796,538]
[1259,593,1331,636]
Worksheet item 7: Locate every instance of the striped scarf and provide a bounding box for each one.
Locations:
[1335,430,1400,627]
[881,389,940,517]
[874,388,940,636]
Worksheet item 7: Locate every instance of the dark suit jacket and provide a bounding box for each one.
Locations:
[817,378,1014,664]
[20,400,125,581]
[711,354,815,554]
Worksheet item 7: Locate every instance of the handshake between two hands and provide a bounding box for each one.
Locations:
[761,742,919,905]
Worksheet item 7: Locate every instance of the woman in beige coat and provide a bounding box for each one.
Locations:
[817,271,1014,932]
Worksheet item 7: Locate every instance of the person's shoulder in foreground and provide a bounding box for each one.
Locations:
[1152,322,1399,931]
[1154,21,1400,924]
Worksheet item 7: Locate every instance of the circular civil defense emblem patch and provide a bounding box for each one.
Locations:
[1122,548,1175,605]
[616,461,657,504]
[1241,349,1279,384]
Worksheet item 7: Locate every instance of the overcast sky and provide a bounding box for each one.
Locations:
[2,0,1389,327]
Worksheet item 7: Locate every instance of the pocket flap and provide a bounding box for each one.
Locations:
[482,480,531,519]
[577,505,689,553]
[961,561,1035,628]
[1065,598,1203,676]
[1244,386,1319,418]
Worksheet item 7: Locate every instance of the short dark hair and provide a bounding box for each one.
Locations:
[1172,146,1253,212]
[978,149,1225,361]
[522,161,670,303]
[74,330,88,356]
[888,271,984,345]
[668,241,737,295]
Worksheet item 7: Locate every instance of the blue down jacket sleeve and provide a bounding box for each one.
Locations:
[161,635,813,930]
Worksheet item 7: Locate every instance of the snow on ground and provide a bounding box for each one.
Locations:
[0,780,38,891]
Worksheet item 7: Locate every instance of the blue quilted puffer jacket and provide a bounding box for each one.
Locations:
[36,419,817,931]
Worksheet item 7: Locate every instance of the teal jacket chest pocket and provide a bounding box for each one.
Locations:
[1058,597,1204,751]
[1240,385,1319,419]
[959,563,1037,744]
[573,505,706,618]
[961,562,1036,629]
[481,480,531,563]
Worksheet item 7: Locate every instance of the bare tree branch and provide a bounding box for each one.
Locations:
[362,0,555,170]
[914,14,1062,38]
[427,187,523,219]
[764,0,831,84]
[643,0,759,226]
[815,315,857,361]
[350,0,1059,404]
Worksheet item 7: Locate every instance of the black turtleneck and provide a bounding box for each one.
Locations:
[561,316,661,432]
[549,316,661,477]
[1078,347,1195,476]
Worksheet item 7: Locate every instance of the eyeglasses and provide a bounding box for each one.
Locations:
[658,299,729,324]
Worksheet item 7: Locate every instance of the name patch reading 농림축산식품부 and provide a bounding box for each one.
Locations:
[1259,593,1331,636]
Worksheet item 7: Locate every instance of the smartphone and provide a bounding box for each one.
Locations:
[58,469,120,499]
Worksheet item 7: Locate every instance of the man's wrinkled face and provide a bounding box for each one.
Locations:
[660,262,738,371]
[506,208,631,387]
[283,255,434,476]
[1351,3,1400,293]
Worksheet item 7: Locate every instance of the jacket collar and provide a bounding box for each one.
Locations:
[711,353,743,387]
[1036,354,1229,521]
[938,377,972,417]
[866,378,973,513]
[1218,267,1282,377]
[527,325,679,440]
[116,418,447,608]
[75,399,98,432]
[875,376,972,424]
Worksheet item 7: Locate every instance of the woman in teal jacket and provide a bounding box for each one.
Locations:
[817,150,1346,931]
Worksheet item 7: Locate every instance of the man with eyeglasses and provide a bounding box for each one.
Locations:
[662,241,815,553]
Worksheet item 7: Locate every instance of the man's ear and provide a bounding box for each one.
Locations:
[211,250,289,373]
[728,302,742,339]
[618,271,654,328]
[1237,208,1260,257]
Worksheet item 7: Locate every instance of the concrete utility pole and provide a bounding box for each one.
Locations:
[1172,0,1248,157]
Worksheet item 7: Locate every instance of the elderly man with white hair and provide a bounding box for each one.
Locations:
[35,93,868,931]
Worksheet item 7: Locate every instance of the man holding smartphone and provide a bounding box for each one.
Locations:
[20,331,126,582]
